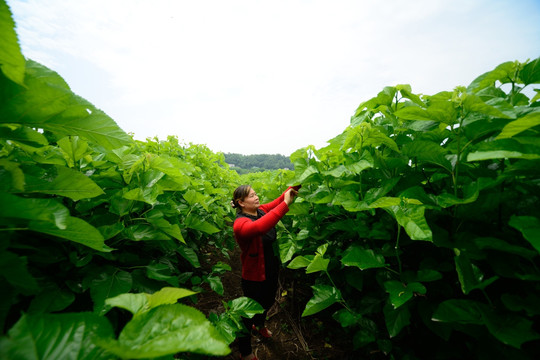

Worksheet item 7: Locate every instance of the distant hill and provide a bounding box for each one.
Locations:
[223,153,294,173]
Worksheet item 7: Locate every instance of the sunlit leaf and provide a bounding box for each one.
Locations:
[341,245,386,270]
[302,284,342,317]
[98,304,230,358]
[0,0,25,85]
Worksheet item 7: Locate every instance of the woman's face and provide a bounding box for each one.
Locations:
[239,188,259,213]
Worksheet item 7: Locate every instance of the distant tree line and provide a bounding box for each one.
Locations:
[223,153,294,173]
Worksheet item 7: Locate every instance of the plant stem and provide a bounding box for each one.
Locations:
[395,224,402,275]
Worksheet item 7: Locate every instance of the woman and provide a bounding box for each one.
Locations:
[231,184,300,360]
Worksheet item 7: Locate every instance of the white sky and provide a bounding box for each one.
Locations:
[8,0,540,155]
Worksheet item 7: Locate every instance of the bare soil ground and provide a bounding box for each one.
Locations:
[189,245,352,360]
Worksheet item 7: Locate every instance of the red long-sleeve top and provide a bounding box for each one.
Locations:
[233,188,291,281]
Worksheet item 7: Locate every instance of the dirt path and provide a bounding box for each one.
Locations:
[193,246,348,360]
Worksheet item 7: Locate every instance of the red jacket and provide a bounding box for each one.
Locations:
[233,188,291,281]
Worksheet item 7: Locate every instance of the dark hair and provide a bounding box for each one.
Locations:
[231,185,252,212]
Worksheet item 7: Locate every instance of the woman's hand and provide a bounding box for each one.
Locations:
[284,188,299,206]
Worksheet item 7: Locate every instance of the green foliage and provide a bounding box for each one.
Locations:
[0,3,240,358]
[283,60,540,358]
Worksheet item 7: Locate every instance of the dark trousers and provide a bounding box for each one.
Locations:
[238,275,278,356]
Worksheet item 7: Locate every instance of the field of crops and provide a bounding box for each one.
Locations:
[1,1,540,359]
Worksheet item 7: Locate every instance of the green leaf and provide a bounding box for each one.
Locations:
[146,263,179,287]
[341,245,386,270]
[520,57,540,85]
[479,306,540,349]
[106,287,198,315]
[467,138,540,161]
[99,304,230,358]
[0,191,69,229]
[454,251,498,294]
[474,237,537,259]
[401,140,452,171]
[0,312,114,360]
[0,0,25,86]
[0,250,39,295]
[29,216,112,252]
[206,275,224,295]
[0,125,48,146]
[302,284,342,317]
[432,299,540,349]
[287,255,312,269]
[384,280,426,309]
[124,224,170,241]
[463,94,510,118]
[305,254,329,274]
[0,60,131,150]
[508,215,540,254]
[24,165,104,201]
[496,112,540,139]
[467,61,516,92]
[0,158,25,191]
[28,283,75,314]
[89,269,132,315]
[183,189,210,211]
[105,293,148,315]
[387,204,432,241]
[146,210,185,243]
[384,302,411,337]
[57,136,88,167]
[278,236,299,263]
[431,299,484,324]
[177,246,200,268]
[332,308,361,328]
[228,297,264,318]
[185,215,220,234]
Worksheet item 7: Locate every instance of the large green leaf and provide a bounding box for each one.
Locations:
[23,164,104,200]
[98,303,230,358]
[0,0,25,86]
[384,280,426,309]
[341,245,386,270]
[302,284,342,317]
[520,57,540,85]
[508,215,540,254]
[387,204,432,241]
[479,306,540,349]
[0,124,48,146]
[454,251,498,294]
[146,210,185,243]
[106,287,198,315]
[29,216,112,252]
[185,215,220,234]
[467,61,516,92]
[384,302,411,338]
[89,269,132,315]
[0,191,69,229]
[0,312,114,360]
[305,254,330,274]
[433,299,540,349]
[401,140,452,172]
[496,112,540,139]
[57,136,88,167]
[467,138,540,161]
[0,250,39,295]
[431,299,484,324]
[287,255,313,269]
[227,297,264,318]
[0,60,131,150]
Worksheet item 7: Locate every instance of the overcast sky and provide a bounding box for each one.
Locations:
[8,0,540,155]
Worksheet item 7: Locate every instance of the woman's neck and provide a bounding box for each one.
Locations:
[242,209,258,217]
